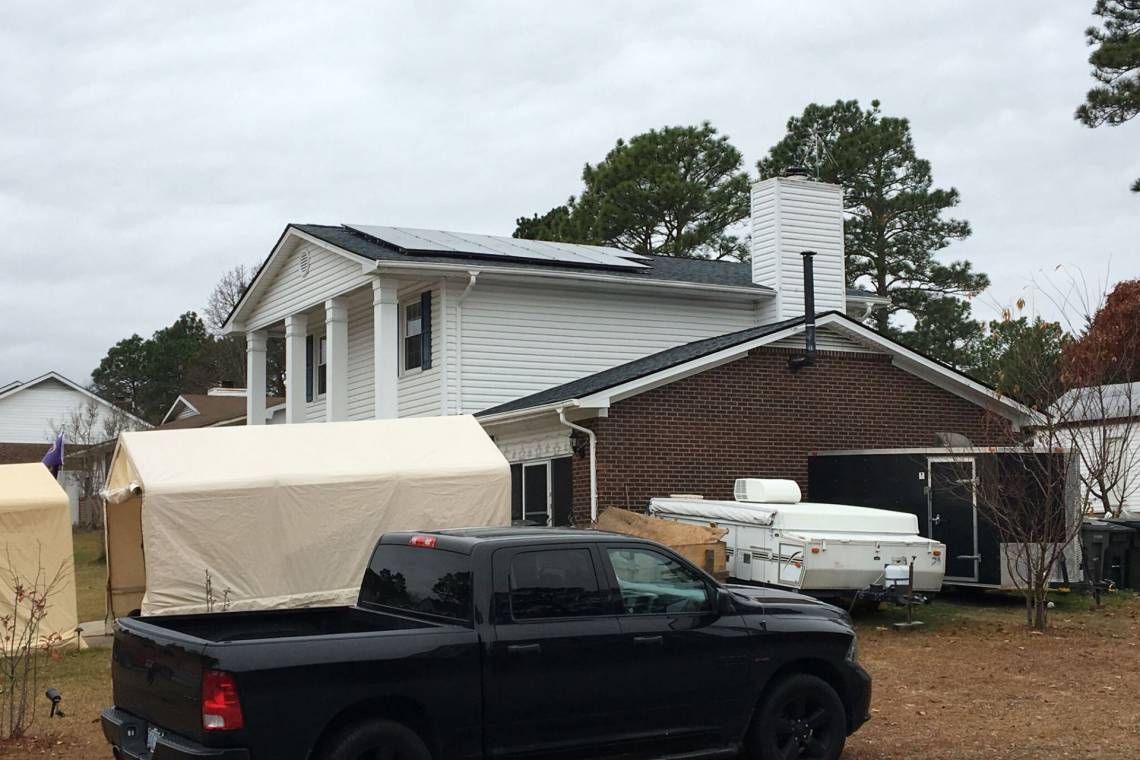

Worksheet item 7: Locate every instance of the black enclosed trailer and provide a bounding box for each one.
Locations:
[808,448,1081,589]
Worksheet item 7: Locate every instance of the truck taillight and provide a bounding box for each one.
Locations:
[409,535,438,548]
[202,670,244,731]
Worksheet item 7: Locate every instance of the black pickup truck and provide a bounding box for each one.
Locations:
[102,528,870,760]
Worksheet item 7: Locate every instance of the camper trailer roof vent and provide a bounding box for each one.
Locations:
[734,479,802,504]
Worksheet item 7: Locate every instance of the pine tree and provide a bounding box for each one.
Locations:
[514,123,751,259]
[759,99,988,368]
[1076,0,1140,192]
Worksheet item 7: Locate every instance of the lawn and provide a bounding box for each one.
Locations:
[6,550,1140,758]
[71,529,106,625]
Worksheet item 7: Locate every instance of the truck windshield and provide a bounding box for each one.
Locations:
[359,544,473,623]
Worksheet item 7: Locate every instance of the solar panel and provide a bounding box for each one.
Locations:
[345,225,651,270]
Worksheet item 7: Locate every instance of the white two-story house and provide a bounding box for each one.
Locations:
[224,172,1031,526]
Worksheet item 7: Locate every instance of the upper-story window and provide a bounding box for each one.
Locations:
[403,302,422,372]
[316,336,328,396]
[401,291,432,373]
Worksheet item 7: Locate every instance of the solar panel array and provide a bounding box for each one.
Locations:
[345,225,651,270]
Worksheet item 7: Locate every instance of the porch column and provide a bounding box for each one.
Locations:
[373,279,399,419]
[245,330,267,425]
[325,298,349,422]
[284,313,308,424]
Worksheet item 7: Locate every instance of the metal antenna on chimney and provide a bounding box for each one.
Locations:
[805,124,836,180]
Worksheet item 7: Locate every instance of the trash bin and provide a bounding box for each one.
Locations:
[1081,519,1137,588]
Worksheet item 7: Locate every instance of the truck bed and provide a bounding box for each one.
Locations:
[138,605,438,642]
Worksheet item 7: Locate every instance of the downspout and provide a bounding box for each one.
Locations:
[558,404,598,523]
[454,271,479,414]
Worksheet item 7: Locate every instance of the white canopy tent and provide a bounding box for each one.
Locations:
[0,463,79,648]
[103,416,510,617]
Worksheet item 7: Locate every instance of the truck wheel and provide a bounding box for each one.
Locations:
[749,674,846,760]
[319,718,431,760]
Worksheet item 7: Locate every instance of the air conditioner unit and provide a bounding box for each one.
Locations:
[734,478,801,504]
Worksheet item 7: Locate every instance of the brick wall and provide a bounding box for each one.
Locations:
[570,347,1014,524]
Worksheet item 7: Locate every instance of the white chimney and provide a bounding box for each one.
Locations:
[750,171,846,323]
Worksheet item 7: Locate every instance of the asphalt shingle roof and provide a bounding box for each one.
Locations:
[476,312,822,417]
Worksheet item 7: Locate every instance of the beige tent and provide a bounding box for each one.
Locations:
[0,463,79,648]
[104,416,510,618]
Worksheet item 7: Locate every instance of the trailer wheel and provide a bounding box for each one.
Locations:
[318,718,431,760]
[749,674,846,760]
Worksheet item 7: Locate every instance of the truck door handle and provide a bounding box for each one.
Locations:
[633,635,663,646]
[506,643,541,656]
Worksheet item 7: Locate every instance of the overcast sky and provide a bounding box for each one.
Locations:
[2,1,1137,385]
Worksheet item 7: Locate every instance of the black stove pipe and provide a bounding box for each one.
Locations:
[789,251,817,370]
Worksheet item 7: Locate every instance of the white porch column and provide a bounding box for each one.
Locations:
[245,330,267,425]
[284,313,308,424]
[373,279,399,419]
[325,298,349,422]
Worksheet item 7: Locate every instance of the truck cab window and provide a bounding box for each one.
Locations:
[607,547,711,615]
[359,545,473,623]
[509,549,604,620]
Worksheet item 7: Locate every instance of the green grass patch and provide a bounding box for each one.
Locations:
[853,585,1140,633]
[71,530,106,624]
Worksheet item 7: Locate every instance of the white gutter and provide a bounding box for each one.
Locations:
[455,271,479,414]
[557,404,597,523]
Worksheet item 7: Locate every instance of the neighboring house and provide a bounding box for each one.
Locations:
[224,172,1037,526]
[1053,381,1140,516]
[160,387,285,429]
[0,372,147,523]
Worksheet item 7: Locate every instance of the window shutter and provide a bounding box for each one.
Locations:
[420,290,432,370]
[305,335,314,402]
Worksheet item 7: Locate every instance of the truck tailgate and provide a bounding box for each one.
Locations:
[112,617,210,742]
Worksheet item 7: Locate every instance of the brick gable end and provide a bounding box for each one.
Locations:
[571,347,1012,523]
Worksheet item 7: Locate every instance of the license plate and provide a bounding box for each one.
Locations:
[146,727,162,753]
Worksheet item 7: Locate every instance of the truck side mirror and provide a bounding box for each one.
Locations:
[715,587,735,616]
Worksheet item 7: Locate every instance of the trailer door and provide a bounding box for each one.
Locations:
[928,457,979,582]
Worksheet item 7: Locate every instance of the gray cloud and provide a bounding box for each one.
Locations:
[1,0,1137,384]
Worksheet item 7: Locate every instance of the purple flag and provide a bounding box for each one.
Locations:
[42,432,64,478]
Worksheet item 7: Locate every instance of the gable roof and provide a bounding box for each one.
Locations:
[0,372,149,428]
[226,224,888,333]
[159,393,285,430]
[477,312,1040,426]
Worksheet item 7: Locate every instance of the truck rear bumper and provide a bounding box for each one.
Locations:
[102,707,250,760]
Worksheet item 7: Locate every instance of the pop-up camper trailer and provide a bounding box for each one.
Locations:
[649,479,945,600]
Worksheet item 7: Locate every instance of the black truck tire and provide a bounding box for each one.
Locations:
[748,673,847,760]
[318,718,432,760]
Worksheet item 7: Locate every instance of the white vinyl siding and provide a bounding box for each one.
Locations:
[243,242,371,331]
[0,379,122,444]
[768,326,874,354]
[751,177,846,323]
[1071,422,1140,515]
[346,289,376,420]
[457,279,759,413]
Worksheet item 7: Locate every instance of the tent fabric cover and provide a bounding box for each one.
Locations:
[0,463,79,648]
[104,416,510,617]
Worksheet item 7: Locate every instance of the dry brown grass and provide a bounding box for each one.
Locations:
[845,590,1140,759]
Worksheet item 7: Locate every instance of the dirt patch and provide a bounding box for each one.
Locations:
[845,592,1140,759]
